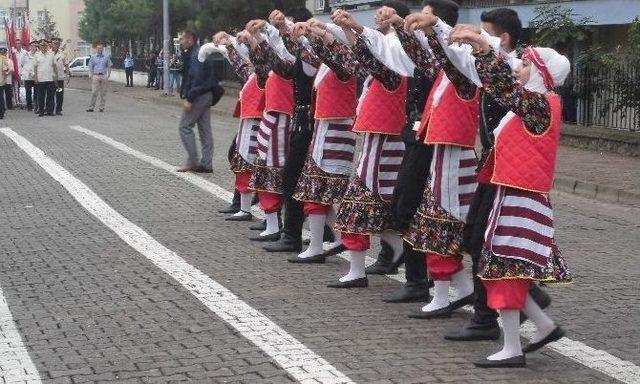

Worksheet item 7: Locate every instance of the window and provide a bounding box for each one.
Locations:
[315,0,325,10]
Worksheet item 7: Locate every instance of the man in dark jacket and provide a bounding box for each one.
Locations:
[177,30,217,173]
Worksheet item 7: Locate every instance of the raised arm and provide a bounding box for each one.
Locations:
[395,28,439,80]
[427,34,476,100]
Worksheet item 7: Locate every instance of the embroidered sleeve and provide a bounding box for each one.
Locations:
[353,34,401,90]
[227,45,252,84]
[428,35,477,100]
[258,40,295,79]
[475,51,550,134]
[249,43,270,88]
[310,36,356,81]
[282,32,321,68]
[395,28,439,80]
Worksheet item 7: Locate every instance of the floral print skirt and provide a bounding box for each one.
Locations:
[404,183,465,256]
[294,156,350,206]
[230,150,254,174]
[249,158,283,194]
[334,177,394,235]
[479,244,573,283]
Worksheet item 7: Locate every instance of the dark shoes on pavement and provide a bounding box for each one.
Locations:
[225,211,252,221]
[249,232,281,242]
[327,277,368,289]
[177,165,212,173]
[287,254,326,264]
[408,294,474,319]
[365,240,401,275]
[522,326,565,353]
[263,236,302,252]
[473,355,526,368]
[86,108,94,112]
[444,320,501,341]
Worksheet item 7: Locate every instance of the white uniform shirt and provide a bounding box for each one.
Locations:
[35,51,56,82]
[53,50,66,80]
[20,52,36,81]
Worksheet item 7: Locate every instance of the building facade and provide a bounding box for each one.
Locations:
[0,0,88,57]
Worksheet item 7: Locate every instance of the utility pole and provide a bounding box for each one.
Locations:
[162,0,170,96]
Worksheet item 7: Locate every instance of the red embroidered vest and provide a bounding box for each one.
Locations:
[418,71,479,148]
[479,94,562,193]
[314,70,357,120]
[352,77,408,135]
[264,72,294,116]
[240,74,265,119]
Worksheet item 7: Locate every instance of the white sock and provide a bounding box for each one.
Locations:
[260,212,280,236]
[488,310,523,360]
[298,214,326,258]
[523,294,556,343]
[421,280,450,312]
[339,250,366,282]
[240,193,253,213]
[451,268,474,299]
[380,230,404,263]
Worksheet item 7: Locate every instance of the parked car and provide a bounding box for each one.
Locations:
[69,56,90,77]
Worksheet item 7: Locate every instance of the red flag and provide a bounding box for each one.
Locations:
[4,20,20,83]
[21,15,31,45]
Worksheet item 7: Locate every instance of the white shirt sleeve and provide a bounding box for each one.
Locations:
[361,26,415,77]
[264,23,296,63]
[230,37,251,63]
[326,23,351,46]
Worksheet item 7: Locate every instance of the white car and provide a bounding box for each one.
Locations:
[69,56,90,77]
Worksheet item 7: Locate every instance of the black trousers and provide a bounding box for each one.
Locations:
[0,84,5,118]
[24,80,35,110]
[147,70,156,87]
[38,81,55,115]
[125,67,134,86]
[3,84,13,109]
[33,83,41,112]
[463,183,499,325]
[392,140,434,287]
[55,80,64,113]
[280,111,313,242]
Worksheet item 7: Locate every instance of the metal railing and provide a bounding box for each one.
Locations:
[458,0,581,7]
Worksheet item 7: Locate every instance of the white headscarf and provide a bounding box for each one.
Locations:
[522,47,570,94]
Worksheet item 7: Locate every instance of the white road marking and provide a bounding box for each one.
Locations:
[0,128,353,384]
[0,288,42,383]
[68,125,640,384]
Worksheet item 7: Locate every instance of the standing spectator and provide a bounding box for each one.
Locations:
[0,48,8,119]
[13,38,27,108]
[32,40,42,114]
[52,38,68,116]
[86,43,112,112]
[145,52,156,88]
[34,40,57,116]
[168,52,183,96]
[124,51,134,87]
[20,42,36,111]
[0,47,15,109]
[155,50,164,90]
[177,30,217,173]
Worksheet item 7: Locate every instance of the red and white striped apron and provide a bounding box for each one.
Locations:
[356,133,405,201]
[256,112,291,167]
[484,187,555,267]
[429,144,478,222]
[310,119,356,176]
[236,118,260,164]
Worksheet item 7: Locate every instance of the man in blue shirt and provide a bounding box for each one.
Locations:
[86,43,112,112]
[177,30,219,173]
[124,52,134,87]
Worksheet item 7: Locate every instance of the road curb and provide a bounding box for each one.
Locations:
[553,177,640,207]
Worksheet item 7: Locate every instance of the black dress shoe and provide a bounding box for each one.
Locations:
[444,321,501,341]
[249,232,281,242]
[194,166,213,173]
[408,305,453,319]
[322,243,346,257]
[250,220,267,231]
[382,286,430,303]
[327,277,368,288]
[86,108,94,112]
[287,254,326,264]
[522,326,565,353]
[219,204,241,214]
[225,212,252,221]
[365,260,398,275]
[450,293,474,310]
[473,355,526,368]
[263,238,302,253]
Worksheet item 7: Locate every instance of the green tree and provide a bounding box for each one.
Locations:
[530,5,593,52]
[36,8,60,39]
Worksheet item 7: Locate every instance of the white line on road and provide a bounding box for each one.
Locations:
[0,287,42,383]
[0,127,353,384]
[67,124,640,384]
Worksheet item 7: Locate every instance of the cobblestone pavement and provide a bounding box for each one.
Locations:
[0,84,638,384]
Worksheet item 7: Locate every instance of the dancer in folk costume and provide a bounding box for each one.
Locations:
[204,32,267,222]
[380,1,479,319]
[328,2,413,288]
[286,19,358,264]
[243,18,298,241]
[411,8,553,341]
[447,27,572,368]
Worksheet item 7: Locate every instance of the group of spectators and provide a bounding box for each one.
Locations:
[144,50,184,95]
[1,37,68,119]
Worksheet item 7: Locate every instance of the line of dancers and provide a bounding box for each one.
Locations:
[203,0,573,368]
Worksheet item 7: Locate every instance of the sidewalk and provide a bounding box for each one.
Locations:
[69,77,640,207]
